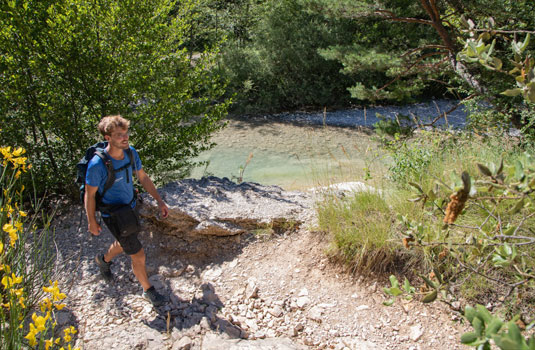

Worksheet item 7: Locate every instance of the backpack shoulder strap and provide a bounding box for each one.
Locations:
[94,150,115,199]
[126,148,135,172]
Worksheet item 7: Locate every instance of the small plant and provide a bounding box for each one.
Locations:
[386,138,433,187]
[461,304,535,350]
[317,190,419,275]
[233,152,253,183]
[383,275,415,306]
[373,113,414,141]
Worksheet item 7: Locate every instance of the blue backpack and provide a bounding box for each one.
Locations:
[76,141,135,212]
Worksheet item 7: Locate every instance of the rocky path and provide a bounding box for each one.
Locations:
[51,179,469,350]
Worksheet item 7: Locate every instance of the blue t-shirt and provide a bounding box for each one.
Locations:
[85,146,142,210]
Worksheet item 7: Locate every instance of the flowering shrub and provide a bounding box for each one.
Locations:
[0,147,79,349]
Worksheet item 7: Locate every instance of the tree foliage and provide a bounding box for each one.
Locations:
[216,0,358,112]
[0,0,229,194]
[314,0,449,103]
[310,0,535,131]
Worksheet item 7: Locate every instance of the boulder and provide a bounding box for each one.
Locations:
[139,177,314,236]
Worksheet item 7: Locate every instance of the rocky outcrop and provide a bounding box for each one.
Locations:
[139,177,315,236]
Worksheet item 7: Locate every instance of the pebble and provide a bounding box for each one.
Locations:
[296,296,310,309]
[410,324,424,341]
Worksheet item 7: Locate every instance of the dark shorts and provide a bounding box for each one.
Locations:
[102,216,142,255]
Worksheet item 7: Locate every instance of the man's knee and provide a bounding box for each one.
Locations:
[131,248,146,264]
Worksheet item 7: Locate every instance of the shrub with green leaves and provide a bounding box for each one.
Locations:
[395,149,535,314]
[385,138,433,187]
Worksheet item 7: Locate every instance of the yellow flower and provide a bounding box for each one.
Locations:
[19,210,27,217]
[64,333,72,342]
[15,169,21,178]
[1,273,22,288]
[8,230,18,246]
[43,280,66,301]
[55,337,61,344]
[12,273,22,284]
[31,312,49,332]
[45,338,54,350]
[55,303,66,310]
[12,156,27,167]
[24,329,37,347]
[18,296,26,308]
[40,297,53,313]
[66,326,77,335]
[0,146,12,160]
[3,223,18,246]
[11,287,24,297]
[7,204,14,216]
[14,221,23,231]
[12,147,25,157]
[0,241,3,255]
[0,264,11,273]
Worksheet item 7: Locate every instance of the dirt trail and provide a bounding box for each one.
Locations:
[52,205,469,350]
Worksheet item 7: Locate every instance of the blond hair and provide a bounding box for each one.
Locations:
[98,115,130,137]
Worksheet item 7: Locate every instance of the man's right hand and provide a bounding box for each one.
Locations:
[88,221,102,236]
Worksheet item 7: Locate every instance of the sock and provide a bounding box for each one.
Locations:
[146,286,155,293]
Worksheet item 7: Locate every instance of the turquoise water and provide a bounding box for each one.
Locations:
[190,118,382,190]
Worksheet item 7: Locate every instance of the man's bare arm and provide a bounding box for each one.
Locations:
[85,184,102,235]
[135,168,169,218]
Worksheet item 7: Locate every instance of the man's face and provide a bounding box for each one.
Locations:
[107,127,130,150]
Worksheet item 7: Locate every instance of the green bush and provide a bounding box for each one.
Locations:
[384,137,433,187]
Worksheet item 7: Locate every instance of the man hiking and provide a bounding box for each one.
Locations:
[85,115,169,306]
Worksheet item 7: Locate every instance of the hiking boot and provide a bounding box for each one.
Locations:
[143,286,167,307]
[95,254,113,282]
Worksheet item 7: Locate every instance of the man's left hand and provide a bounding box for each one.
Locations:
[158,201,169,219]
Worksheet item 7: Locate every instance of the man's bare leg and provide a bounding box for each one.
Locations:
[103,241,123,263]
[130,248,151,291]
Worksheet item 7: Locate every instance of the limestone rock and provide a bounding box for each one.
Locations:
[410,324,424,341]
[246,279,259,299]
[172,336,193,350]
[296,297,310,309]
[139,177,314,236]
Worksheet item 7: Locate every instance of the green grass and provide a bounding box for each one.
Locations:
[317,190,421,275]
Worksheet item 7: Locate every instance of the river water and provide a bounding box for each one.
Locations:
[190,100,467,190]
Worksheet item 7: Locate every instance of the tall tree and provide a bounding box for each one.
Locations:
[0,0,230,193]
